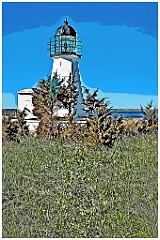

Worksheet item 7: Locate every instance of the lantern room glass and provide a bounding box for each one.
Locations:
[49,34,82,58]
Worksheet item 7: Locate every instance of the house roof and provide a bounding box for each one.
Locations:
[17,88,33,94]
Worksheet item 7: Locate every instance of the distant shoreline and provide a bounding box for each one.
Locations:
[111,109,142,112]
[111,109,158,113]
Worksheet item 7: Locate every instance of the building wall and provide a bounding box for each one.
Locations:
[51,57,72,84]
[18,92,33,112]
[51,57,85,117]
[17,89,37,120]
[25,119,40,131]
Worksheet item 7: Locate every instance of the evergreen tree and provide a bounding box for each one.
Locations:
[57,73,79,122]
[80,87,120,147]
[32,73,79,135]
[82,86,112,118]
[140,100,158,133]
[49,72,63,99]
[32,76,56,136]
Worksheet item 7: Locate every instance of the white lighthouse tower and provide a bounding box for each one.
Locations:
[48,19,85,118]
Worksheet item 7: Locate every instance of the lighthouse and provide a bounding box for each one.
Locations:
[48,19,85,118]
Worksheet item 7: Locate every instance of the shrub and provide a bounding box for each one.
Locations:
[32,77,55,136]
[140,100,158,133]
[118,118,145,136]
[2,109,29,143]
[80,87,120,146]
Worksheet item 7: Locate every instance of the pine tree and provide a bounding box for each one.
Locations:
[80,87,120,147]
[32,76,56,136]
[49,72,63,99]
[140,100,158,133]
[81,86,112,118]
[57,73,79,122]
[32,73,79,135]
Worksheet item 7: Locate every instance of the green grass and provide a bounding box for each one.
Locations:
[2,133,158,238]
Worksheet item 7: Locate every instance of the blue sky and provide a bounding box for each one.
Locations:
[2,2,158,109]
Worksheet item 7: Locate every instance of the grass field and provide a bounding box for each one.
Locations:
[2,133,158,238]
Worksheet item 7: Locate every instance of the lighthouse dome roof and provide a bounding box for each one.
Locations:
[55,19,76,37]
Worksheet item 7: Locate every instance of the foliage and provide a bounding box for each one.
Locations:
[84,116,120,147]
[2,133,158,238]
[140,100,158,133]
[2,109,29,143]
[3,70,157,147]
[59,122,89,144]
[76,87,119,147]
[32,76,61,136]
[82,86,112,118]
[32,73,79,136]
[32,85,158,147]
[141,100,158,122]
[118,118,146,137]
[57,73,79,122]
[48,72,62,99]
[32,78,53,135]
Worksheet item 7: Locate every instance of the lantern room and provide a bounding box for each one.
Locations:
[48,19,82,58]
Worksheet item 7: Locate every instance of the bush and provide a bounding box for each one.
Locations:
[140,100,158,133]
[2,109,29,143]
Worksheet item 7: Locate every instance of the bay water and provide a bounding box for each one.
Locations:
[111,111,144,119]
